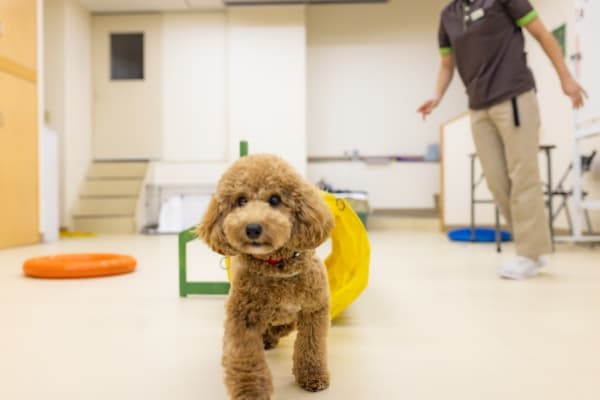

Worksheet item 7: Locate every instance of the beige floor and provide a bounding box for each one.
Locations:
[1,218,600,400]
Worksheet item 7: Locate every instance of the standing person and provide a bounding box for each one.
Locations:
[419,0,587,279]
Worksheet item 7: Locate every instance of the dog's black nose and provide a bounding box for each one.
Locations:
[246,224,263,239]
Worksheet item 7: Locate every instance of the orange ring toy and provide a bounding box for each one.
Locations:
[23,253,137,279]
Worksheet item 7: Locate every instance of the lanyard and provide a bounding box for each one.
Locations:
[463,0,472,30]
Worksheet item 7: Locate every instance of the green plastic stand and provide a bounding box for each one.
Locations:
[178,141,249,297]
[239,140,248,158]
[178,227,230,296]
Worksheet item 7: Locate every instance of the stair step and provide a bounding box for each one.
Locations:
[75,198,137,216]
[88,162,148,179]
[80,195,138,199]
[73,213,133,218]
[87,176,145,181]
[82,179,143,196]
[72,216,136,234]
[72,161,148,233]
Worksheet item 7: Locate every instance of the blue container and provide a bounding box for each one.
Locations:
[448,227,512,242]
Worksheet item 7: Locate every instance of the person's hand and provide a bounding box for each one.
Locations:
[561,76,588,109]
[417,98,440,120]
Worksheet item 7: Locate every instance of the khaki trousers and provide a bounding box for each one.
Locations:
[469,90,552,258]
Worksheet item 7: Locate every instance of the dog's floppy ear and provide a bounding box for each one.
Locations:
[197,195,238,256]
[289,183,334,250]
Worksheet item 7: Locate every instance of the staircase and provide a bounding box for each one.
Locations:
[72,161,148,234]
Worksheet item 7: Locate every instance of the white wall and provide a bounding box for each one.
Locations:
[227,6,307,175]
[306,0,466,158]
[44,0,92,229]
[162,13,227,162]
[43,0,65,213]
[38,0,55,240]
[64,0,92,228]
[527,0,573,195]
[527,0,600,229]
[309,161,439,210]
[43,1,63,133]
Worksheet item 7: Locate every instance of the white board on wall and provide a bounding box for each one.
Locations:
[441,114,496,229]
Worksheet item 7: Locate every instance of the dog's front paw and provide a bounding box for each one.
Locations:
[296,371,330,392]
[231,387,271,400]
[233,395,270,400]
[225,366,273,400]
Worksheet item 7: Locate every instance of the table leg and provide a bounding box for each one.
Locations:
[545,148,555,251]
[471,155,476,242]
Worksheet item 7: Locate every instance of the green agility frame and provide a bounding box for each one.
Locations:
[178,141,248,297]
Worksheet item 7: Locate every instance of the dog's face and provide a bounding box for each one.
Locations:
[198,154,333,257]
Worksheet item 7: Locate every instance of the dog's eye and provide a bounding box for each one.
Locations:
[236,196,248,207]
[268,195,281,207]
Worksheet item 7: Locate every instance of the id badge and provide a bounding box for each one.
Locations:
[470,8,485,21]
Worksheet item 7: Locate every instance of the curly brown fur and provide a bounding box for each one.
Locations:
[263,322,296,350]
[198,154,334,400]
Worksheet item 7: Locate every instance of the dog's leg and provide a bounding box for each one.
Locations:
[263,323,296,350]
[292,306,330,392]
[223,316,272,400]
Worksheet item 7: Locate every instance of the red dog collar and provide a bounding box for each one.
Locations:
[262,252,301,267]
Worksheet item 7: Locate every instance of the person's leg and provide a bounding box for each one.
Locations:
[469,108,512,230]
[489,90,553,260]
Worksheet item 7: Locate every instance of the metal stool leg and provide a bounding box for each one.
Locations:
[584,210,594,235]
[566,207,575,236]
[470,155,476,242]
[495,206,501,253]
[545,147,556,250]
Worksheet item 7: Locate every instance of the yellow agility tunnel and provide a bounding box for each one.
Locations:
[321,192,371,319]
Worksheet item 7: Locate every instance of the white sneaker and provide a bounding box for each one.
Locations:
[497,256,544,279]
[537,256,548,269]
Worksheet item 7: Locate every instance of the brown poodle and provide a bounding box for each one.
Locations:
[198,154,334,400]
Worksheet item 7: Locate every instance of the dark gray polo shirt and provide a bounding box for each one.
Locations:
[439,0,539,110]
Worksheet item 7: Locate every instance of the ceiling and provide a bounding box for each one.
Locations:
[79,0,386,12]
[78,0,225,13]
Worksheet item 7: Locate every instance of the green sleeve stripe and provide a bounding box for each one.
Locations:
[439,47,453,55]
[516,9,538,27]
